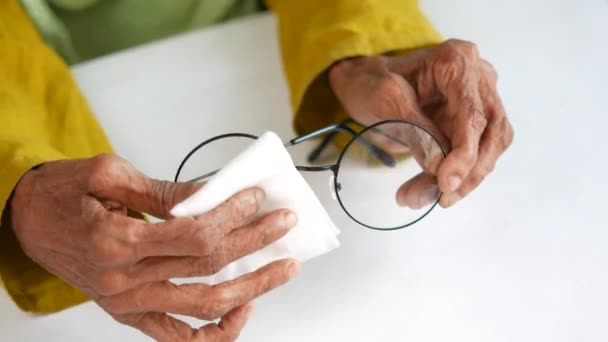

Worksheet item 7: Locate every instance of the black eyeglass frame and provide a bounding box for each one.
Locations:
[174,119,446,231]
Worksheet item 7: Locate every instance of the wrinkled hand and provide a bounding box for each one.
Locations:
[9,154,300,341]
[329,39,514,207]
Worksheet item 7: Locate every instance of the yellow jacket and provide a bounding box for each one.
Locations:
[0,0,441,313]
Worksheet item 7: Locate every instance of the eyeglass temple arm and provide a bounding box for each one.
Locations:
[186,169,219,183]
[305,119,355,163]
[285,122,396,167]
[182,121,398,183]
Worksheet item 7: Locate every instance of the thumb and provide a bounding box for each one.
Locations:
[129,177,203,219]
[86,154,202,219]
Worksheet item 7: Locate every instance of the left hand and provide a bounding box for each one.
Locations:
[328,39,514,207]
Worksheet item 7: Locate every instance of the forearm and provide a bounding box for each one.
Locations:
[0,0,113,312]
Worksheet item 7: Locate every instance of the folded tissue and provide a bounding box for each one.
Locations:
[170,131,340,284]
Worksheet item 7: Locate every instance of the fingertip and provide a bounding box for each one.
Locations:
[396,188,409,207]
[243,303,255,320]
[281,210,298,228]
[251,187,265,204]
[286,259,301,278]
[215,303,253,339]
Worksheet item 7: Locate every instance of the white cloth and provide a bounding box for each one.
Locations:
[170,131,340,284]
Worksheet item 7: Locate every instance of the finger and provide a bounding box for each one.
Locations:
[115,305,253,342]
[386,48,431,84]
[354,73,448,174]
[441,85,513,207]
[114,312,196,342]
[424,42,488,192]
[86,154,203,219]
[396,172,440,209]
[197,303,254,341]
[127,210,297,285]
[100,259,300,320]
[436,85,487,193]
[132,187,265,257]
[364,121,446,175]
[440,131,495,207]
[207,210,296,274]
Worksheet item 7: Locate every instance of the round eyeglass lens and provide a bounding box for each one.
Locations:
[175,134,257,183]
[335,121,446,230]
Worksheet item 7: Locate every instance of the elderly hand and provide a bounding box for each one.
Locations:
[328,39,514,208]
[9,154,299,342]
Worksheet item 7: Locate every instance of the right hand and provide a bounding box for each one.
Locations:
[9,154,300,342]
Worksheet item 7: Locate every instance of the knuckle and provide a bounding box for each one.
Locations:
[503,123,515,148]
[375,74,402,98]
[435,53,467,86]
[226,197,247,224]
[86,154,121,192]
[435,41,481,87]
[236,189,261,213]
[185,256,210,277]
[94,271,127,296]
[253,217,283,246]
[210,249,229,275]
[469,172,486,186]
[445,39,479,59]
[98,296,122,314]
[193,229,213,255]
[481,162,496,176]
[492,117,514,150]
[217,191,259,228]
[89,232,131,266]
[371,74,417,116]
[481,60,498,82]
[148,180,174,216]
[197,289,232,319]
[459,147,479,167]
[120,222,141,245]
[251,269,274,295]
[470,111,488,132]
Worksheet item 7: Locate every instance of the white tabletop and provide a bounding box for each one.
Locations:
[2,0,608,341]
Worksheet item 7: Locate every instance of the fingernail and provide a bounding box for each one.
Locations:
[253,188,265,203]
[244,303,255,320]
[447,175,462,191]
[282,211,298,228]
[286,261,301,278]
[397,185,439,209]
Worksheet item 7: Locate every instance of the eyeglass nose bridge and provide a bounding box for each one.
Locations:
[294,163,340,201]
[328,174,339,201]
[328,164,342,201]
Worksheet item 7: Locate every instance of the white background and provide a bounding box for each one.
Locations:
[1,0,607,341]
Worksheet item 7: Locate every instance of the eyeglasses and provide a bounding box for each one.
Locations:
[174,119,446,230]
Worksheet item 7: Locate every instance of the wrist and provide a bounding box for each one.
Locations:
[4,165,41,236]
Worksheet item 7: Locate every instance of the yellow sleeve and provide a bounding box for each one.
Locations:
[266,0,443,134]
[0,0,113,313]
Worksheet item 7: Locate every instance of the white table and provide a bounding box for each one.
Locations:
[2,0,608,341]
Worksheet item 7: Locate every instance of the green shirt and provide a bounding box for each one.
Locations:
[19,0,260,64]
